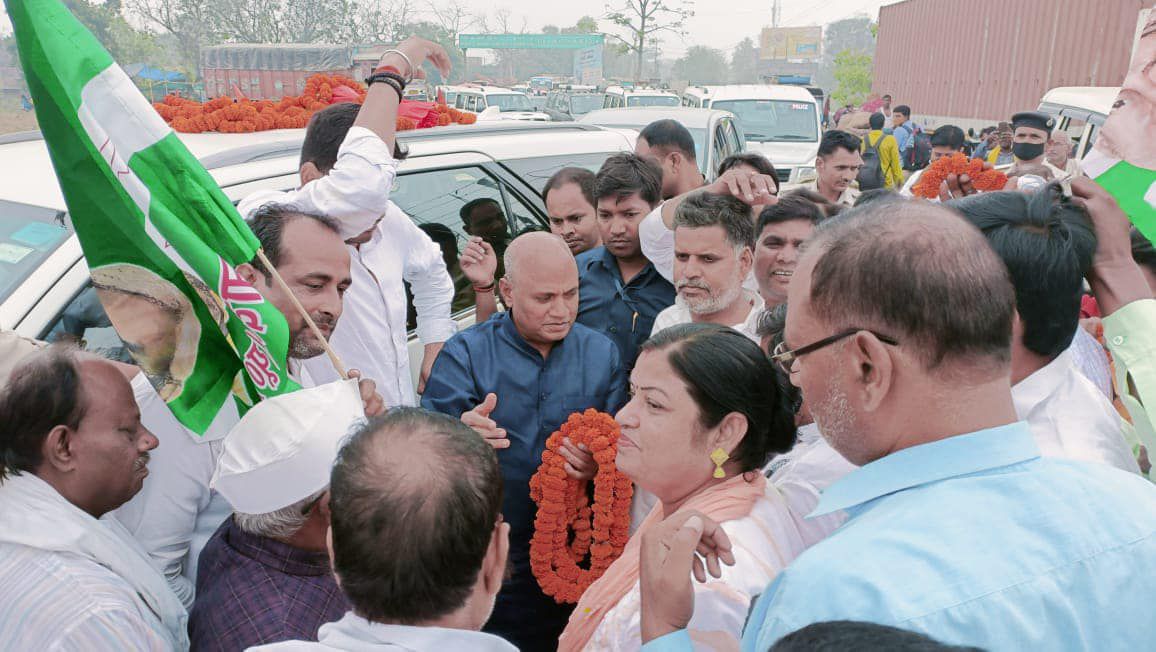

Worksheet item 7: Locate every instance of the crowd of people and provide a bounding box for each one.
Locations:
[2,35,1156,652]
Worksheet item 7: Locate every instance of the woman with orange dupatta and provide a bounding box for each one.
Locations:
[558,323,810,651]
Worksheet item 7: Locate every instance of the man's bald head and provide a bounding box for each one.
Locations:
[328,408,503,625]
[803,200,1015,374]
[502,231,575,284]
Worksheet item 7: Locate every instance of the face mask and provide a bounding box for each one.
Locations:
[1013,142,1045,161]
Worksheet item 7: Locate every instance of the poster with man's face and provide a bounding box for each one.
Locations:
[1084,7,1156,243]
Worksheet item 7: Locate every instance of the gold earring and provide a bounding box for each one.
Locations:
[710,448,729,479]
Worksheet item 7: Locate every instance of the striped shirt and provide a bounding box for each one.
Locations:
[0,542,171,650]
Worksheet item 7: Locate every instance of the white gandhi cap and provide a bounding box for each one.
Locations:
[211,379,366,514]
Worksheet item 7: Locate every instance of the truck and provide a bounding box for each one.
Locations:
[200,44,357,100]
[871,0,1141,132]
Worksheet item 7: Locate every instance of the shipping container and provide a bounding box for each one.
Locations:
[200,44,357,100]
[872,0,1145,130]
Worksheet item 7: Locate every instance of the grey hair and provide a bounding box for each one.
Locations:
[234,488,327,541]
[673,192,756,252]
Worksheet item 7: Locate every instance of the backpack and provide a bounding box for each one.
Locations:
[903,125,932,171]
[857,133,886,191]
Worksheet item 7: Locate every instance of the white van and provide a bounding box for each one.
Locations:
[684,85,822,186]
[454,85,550,122]
[1036,86,1118,161]
[603,86,681,109]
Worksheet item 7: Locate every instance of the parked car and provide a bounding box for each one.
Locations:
[577,107,746,182]
[543,87,604,121]
[453,85,550,122]
[0,121,634,387]
[602,86,681,109]
[680,84,822,186]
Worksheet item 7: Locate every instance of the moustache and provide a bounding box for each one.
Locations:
[676,279,711,291]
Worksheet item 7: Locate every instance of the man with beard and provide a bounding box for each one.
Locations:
[637,199,1156,651]
[112,205,385,607]
[651,193,762,341]
[575,154,675,370]
[754,194,825,310]
[422,232,628,651]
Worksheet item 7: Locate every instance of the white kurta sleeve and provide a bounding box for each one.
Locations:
[639,203,675,284]
[236,126,398,240]
[394,205,457,344]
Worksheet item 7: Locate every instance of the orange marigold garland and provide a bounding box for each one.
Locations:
[912,153,1009,199]
[529,409,633,604]
[152,73,475,134]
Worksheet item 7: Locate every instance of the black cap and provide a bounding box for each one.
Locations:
[1011,111,1056,134]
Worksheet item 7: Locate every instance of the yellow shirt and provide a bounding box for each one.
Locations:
[863,130,904,190]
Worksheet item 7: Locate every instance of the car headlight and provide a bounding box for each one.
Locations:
[792,166,817,184]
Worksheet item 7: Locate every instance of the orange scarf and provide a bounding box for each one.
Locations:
[557,473,768,652]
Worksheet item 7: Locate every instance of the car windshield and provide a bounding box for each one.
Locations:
[711,99,818,142]
[502,152,629,191]
[489,94,535,112]
[627,95,680,107]
[0,200,71,303]
[569,94,604,116]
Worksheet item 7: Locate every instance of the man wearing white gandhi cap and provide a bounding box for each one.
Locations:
[188,380,366,650]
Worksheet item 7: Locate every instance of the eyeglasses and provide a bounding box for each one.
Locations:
[771,328,899,375]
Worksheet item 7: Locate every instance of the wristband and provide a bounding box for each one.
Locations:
[365,73,404,102]
[473,281,496,293]
[373,64,404,77]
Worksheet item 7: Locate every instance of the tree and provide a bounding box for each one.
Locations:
[729,37,757,84]
[831,49,872,107]
[816,15,874,91]
[671,45,725,84]
[604,0,693,82]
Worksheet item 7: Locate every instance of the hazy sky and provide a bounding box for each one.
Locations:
[2,0,896,57]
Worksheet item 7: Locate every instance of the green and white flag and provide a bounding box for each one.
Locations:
[7,0,301,433]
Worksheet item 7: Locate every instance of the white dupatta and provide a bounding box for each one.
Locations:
[0,472,189,650]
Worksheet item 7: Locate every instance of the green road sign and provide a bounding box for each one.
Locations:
[457,34,604,50]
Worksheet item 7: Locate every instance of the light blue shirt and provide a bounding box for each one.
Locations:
[644,422,1156,651]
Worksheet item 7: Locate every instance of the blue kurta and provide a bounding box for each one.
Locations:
[421,312,628,651]
[576,246,675,370]
[644,422,1156,651]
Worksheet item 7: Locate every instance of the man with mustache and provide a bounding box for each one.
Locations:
[575,154,675,370]
[650,192,763,342]
[0,347,185,650]
[753,194,825,310]
[422,232,628,651]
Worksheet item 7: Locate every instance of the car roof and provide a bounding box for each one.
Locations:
[702,85,817,103]
[578,107,729,129]
[1038,86,1118,118]
[0,122,631,211]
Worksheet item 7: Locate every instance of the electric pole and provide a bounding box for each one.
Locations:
[772,0,782,27]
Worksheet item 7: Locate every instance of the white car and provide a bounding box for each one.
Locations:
[682,84,822,187]
[0,121,634,387]
[602,86,681,109]
[1037,86,1118,162]
[453,85,551,122]
[578,107,746,182]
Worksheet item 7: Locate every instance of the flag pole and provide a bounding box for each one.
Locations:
[254,248,349,380]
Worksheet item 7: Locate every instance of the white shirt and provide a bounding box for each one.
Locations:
[589,484,811,651]
[639,204,759,291]
[302,202,456,406]
[1011,349,1140,473]
[251,612,518,651]
[0,544,171,651]
[236,126,399,241]
[766,423,856,547]
[650,290,764,342]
